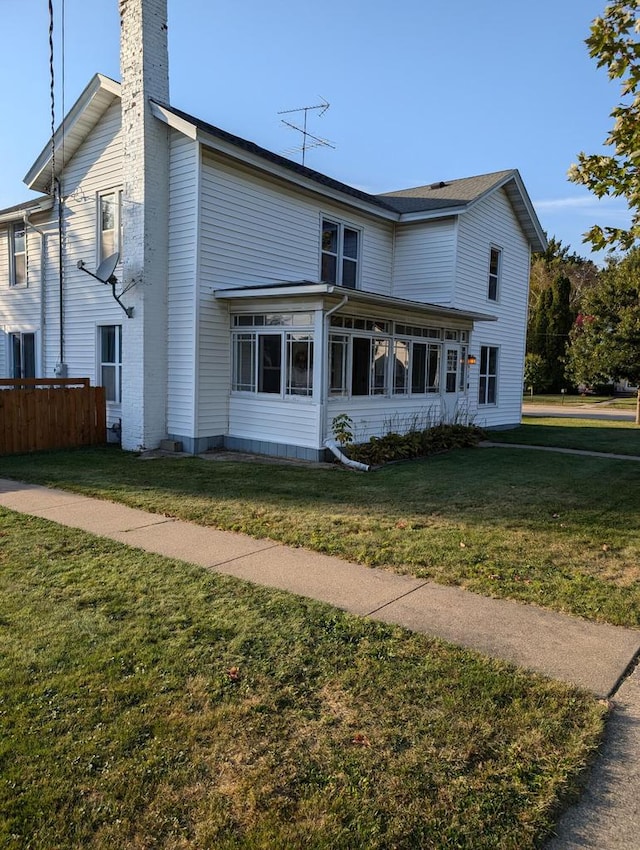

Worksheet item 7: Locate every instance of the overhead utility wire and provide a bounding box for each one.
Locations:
[49,0,65,370]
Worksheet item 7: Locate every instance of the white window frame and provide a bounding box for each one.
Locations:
[231,313,315,399]
[320,217,361,289]
[9,221,27,287]
[488,246,502,302]
[478,345,499,406]
[97,190,123,266]
[98,324,123,404]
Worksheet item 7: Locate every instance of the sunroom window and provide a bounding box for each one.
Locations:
[232,314,314,397]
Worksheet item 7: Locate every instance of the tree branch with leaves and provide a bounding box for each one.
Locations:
[568,0,640,251]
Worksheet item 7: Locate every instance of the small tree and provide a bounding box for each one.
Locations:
[524,353,549,396]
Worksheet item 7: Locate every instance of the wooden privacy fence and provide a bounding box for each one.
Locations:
[0,378,106,455]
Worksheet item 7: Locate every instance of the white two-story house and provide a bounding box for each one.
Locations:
[0,0,546,460]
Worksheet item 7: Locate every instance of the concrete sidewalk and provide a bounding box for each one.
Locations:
[1,476,638,699]
[1,475,640,848]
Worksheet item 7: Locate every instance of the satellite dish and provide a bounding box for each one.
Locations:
[95,252,119,283]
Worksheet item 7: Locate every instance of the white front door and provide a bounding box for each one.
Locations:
[442,344,462,422]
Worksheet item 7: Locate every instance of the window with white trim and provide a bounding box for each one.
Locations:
[393,340,440,395]
[10,332,35,378]
[9,222,26,286]
[321,218,359,288]
[99,325,122,403]
[232,313,314,397]
[98,191,122,265]
[478,345,498,405]
[329,316,448,398]
[488,247,501,301]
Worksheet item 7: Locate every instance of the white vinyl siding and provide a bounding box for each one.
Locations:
[46,100,125,385]
[392,218,457,304]
[454,188,530,427]
[167,131,199,438]
[229,396,321,450]
[197,152,395,438]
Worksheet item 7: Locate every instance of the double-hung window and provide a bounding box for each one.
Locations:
[99,325,122,403]
[9,222,26,286]
[488,247,501,301]
[98,190,122,265]
[321,218,359,288]
[232,314,314,397]
[478,345,498,405]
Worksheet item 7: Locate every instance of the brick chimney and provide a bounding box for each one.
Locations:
[119,0,169,450]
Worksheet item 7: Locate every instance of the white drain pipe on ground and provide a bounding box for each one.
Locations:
[324,439,370,472]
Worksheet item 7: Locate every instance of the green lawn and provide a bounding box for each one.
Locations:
[490,416,640,455]
[0,510,604,850]
[1,433,640,627]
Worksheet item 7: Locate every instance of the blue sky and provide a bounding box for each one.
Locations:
[0,0,631,261]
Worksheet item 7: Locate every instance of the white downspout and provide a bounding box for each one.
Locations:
[321,293,349,440]
[23,212,46,377]
[324,438,370,472]
[321,293,370,471]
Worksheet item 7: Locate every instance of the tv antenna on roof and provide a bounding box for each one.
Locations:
[278,98,335,166]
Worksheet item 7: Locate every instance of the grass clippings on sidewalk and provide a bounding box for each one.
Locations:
[1,441,640,628]
[0,509,604,850]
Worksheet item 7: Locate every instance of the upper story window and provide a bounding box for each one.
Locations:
[98,190,122,265]
[321,218,359,289]
[488,247,501,301]
[9,222,26,286]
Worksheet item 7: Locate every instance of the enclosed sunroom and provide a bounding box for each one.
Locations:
[215,282,496,461]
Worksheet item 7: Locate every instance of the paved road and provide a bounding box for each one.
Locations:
[523,403,636,421]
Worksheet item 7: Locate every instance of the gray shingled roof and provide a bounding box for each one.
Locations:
[155,101,400,214]
[0,195,51,217]
[378,170,516,214]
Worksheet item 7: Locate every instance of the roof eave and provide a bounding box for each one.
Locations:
[0,196,54,224]
[150,102,400,222]
[214,283,497,323]
[24,74,121,194]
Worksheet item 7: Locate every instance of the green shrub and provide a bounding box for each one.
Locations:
[348,424,485,466]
